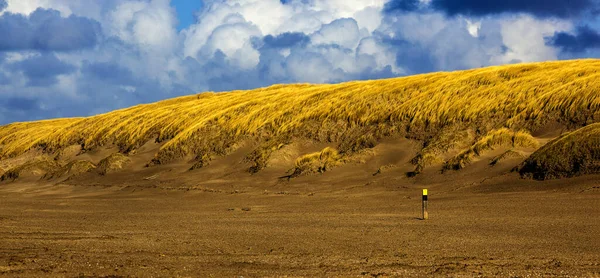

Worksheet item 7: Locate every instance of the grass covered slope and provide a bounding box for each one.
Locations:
[0,59,599,177]
[519,123,600,180]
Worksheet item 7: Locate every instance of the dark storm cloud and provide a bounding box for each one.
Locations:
[0,0,7,12]
[0,71,9,85]
[0,96,39,111]
[384,0,598,18]
[81,61,136,86]
[263,32,310,48]
[183,51,264,92]
[8,53,76,86]
[547,25,600,53]
[392,41,436,74]
[0,96,45,124]
[384,0,421,12]
[0,8,101,51]
[279,0,311,4]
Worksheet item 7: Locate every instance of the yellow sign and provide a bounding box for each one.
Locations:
[423,189,428,195]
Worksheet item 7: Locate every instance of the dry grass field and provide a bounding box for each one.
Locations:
[0,59,599,178]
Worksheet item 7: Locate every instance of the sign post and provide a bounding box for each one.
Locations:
[422,189,428,220]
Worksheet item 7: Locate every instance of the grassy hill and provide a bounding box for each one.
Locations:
[519,123,600,180]
[1,59,600,180]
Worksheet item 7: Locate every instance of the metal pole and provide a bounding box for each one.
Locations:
[422,189,428,220]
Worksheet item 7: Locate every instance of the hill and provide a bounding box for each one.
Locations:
[1,59,600,182]
[519,123,600,180]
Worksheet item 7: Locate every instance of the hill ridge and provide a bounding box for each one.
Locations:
[1,59,599,178]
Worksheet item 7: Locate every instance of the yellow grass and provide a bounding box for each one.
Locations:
[291,147,340,177]
[519,123,600,179]
[1,59,600,172]
[410,127,473,174]
[445,128,538,170]
[45,160,96,180]
[0,157,60,181]
[97,153,131,175]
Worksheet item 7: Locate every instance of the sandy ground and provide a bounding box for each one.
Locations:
[1,176,599,277]
[1,139,600,277]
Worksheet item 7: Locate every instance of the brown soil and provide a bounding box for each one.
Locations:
[1,136,599,277]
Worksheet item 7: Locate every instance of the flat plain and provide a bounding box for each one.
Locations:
[1,146,599,277]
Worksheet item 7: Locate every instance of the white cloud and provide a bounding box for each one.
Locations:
[3,52,37,63]
[353,6,383,33]
[492,15,572,64]
[311,18,361,49]
[107,1,148,42]
[56,74,78,98]
[275,9,333,34]
[4,0,70,15]
[178,0,394,82]
[183,0,385,55]
[378,11,576,72]
[311,0,385,19]
[202,21,262,69]
[357,37,402,74]
[466,19,481,37]
[382,13,448,44]
[107,0,177,53]
[2,0,109,21]
[225,0,291,35]
[286,52,342,83]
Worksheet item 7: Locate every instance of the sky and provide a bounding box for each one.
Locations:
[0,0,599,124]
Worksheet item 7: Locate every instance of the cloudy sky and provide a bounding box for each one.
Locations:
[0,0,599,124]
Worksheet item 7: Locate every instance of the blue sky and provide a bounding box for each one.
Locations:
[171,0,202,31]
[0,0,599,124]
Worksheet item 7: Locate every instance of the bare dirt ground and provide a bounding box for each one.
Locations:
[1,140,600,277]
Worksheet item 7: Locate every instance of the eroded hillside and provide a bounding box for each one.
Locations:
[1,59,600,183]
